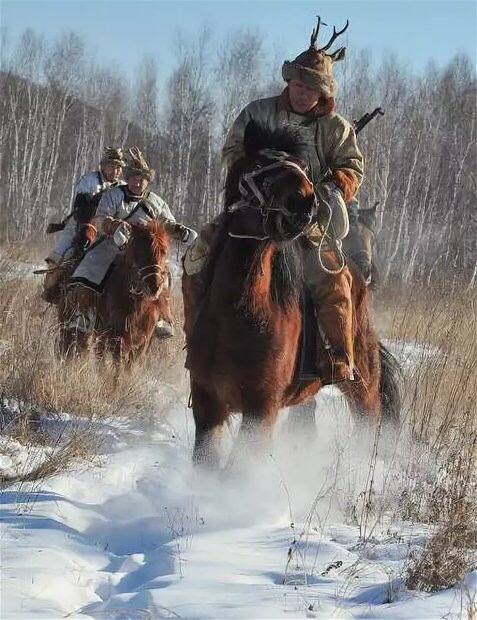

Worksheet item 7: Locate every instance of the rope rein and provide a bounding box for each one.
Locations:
[226,150,345,275]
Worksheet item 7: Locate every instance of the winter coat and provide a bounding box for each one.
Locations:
[70,186,175,290]
[222,93,363,203]
[47,171,126,263]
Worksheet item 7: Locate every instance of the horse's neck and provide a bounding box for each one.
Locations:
[113,250,137,288]
[218,239,298,320]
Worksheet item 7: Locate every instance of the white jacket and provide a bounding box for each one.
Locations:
[47,171,125,263]
[71,187,175,290]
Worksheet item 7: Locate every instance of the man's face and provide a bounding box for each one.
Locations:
[101,162,122,182]
[288,79,321,114]
[128,173,149,195]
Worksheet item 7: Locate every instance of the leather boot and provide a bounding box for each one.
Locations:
[66,284,98,333]
[41,259,62,304]
[303,243,355,385]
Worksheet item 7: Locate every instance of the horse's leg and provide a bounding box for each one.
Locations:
[286,398,316,435]
[108,335,128,383]
[338,317,401,433]
[58,325,92,359]
[191,381,226,467]
[227,400,280,471]
[56,297,80,360]
[341,344,401,442]
[56,322,74,360]
[338,373,381,426]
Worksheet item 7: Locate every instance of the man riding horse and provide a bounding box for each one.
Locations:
[185,17,364,384]
[42,146,126,302]
[66,148,190,340]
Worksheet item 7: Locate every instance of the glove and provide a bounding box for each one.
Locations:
[315,182,349,241]
[102,217,131,249]
[167,222,198,243]
[112,222,131,250]
[102,216,125,236]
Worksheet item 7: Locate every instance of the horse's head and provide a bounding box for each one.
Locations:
[125,220,170,299]
[225,121,316,243]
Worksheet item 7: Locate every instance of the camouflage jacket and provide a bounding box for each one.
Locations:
[222,93,363,202]
[96,186,175,229]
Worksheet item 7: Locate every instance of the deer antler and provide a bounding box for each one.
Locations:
[310,15,325,49]
[128,147,148,169]
[321,19,349,52]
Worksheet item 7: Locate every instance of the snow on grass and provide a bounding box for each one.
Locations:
[2,378,474,620]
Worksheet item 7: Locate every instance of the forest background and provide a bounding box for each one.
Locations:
[0,20,476,288]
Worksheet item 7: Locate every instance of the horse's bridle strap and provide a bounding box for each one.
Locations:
[238,155,313,213]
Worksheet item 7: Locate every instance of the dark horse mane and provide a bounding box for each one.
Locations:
[224,120,310,208]
[206,121,312,312]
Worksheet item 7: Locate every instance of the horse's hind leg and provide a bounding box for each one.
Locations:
[191,381,226,468]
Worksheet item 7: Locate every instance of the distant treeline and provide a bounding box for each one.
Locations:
[0,29,476,287]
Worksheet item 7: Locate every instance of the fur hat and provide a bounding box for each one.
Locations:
[282,17,349,97]
[100,146,126,167]
[124,147,155,182]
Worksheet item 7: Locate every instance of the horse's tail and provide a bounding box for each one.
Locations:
[378,342,401,427]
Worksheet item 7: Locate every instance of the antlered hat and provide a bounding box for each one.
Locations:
[124,147,155,182]
[282,17,349,97]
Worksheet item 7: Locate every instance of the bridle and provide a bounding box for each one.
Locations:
[127,233,168,298]
[225,149,346,275]
[226,149,317,241]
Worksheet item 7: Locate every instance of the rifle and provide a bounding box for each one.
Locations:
[353,107,384,134]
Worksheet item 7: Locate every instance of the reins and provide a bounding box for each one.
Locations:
[226,149,345,275]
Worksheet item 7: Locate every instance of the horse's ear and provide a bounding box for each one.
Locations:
[358,202,379,232]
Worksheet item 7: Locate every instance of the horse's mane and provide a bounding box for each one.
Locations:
[129,219,169,250]
[243,120,310,160]
[121,220,169,275]
[202,121,309,315]
[73,193,98,225]
[225,120,310,208]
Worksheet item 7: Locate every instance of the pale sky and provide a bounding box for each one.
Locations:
[1,0,476,80]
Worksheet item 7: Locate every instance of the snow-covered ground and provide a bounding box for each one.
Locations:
[2,364,476,619]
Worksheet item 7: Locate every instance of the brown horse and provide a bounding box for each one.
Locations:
[59,219,171,367]
[182,121,401,467]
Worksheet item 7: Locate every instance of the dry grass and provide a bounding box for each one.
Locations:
[375,283,476,448]
[372,283,477,592]
[0,246,187,486]
[406,510,477,593]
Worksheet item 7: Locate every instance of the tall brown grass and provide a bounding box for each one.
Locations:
[0,249,187,484]
[373,283,477,592]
